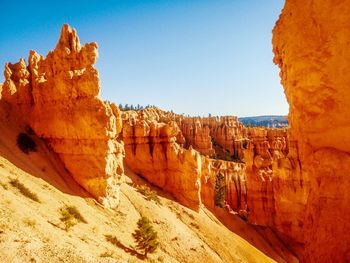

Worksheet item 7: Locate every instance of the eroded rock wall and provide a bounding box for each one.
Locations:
[176,116,248,161]
[122,110,202,209]
[177,118,215,157]
[121,108,303,238]
[273,1,350,261]
[1,24,124,208]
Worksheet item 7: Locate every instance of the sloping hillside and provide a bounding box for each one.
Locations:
[0,105,296,263]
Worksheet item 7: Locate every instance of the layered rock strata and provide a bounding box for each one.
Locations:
[122,109,311,255]
[176,116,249,161]
[177,118,215,157]
[122,110,202,209]
[1,24,124,207]
[273,1,350,261]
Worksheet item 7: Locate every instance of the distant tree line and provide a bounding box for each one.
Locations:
[239,116,288,128]
[118,103,157,111]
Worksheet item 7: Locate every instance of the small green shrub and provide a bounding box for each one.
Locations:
[9,179,40,202]
[16,133,37,154]
[137,185,161,204]
[133,216,159,257]
[59,205,87,230]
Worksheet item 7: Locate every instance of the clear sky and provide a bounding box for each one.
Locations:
[0,0,287,117]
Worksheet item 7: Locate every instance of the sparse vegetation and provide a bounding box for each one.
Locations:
[137,185,161,205]
[105,235,124,247]
[175,211,182,220]
[100,251,114,258]
[16,132,37,154]
[133,216,159,257]
[214,173,227,208]
[9,179,40,202]
[239,115,288,128]
[190,222,200,230]
[182,208,195,220]
[119,103,157,111]
[23,218,36,227]
[0,182,8,190]
[59,205,87,230]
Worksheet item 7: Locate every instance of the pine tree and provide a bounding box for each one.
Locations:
[215,173,227,207]
[133,217,159,257]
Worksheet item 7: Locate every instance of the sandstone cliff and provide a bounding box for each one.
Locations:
[273,1,350,262]
[122,110,202,209]
[1,24,124,208]
[2,14,348,261]
[121,109,302,236]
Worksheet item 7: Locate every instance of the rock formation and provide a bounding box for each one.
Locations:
[273,1,350,261]
[122,110,202,209]
[121,109,301,234]
[176,116,249,161]
[1,24,124,208]
[177,118,215,157]
[2,14,349,261]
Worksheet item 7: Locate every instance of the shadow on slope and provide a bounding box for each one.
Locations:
[0,103,89,198]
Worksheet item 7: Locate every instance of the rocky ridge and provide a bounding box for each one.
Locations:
[1,24,124,208]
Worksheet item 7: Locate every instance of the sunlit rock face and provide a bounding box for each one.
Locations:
[1,24,125,208]
[244,127,307,248]
[122,110,202,209]
[1,59,32,115]
[122,109,305,239]
[177,118,215,157]
[176,116,249,161]
[273,1,350,262]
[176,115,309,253]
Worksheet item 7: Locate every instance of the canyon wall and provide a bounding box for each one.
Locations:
[273,1,350,262]
[121,108,305,244]
[1,25,124,207]
[177,116,248,161]
[122,110,202,209]
[2,15,349,262]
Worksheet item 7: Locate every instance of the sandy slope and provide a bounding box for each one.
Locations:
[0,105,295,263]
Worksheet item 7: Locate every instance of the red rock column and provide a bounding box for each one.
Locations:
[273,1,350,262]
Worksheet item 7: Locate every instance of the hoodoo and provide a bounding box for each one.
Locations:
[1,24,125,208]
[273,0,350,262]
[1,2,349,259]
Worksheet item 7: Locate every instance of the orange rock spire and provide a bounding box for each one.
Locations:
[1,24,125,208]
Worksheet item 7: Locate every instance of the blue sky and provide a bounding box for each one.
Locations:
[0,0,287,117]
